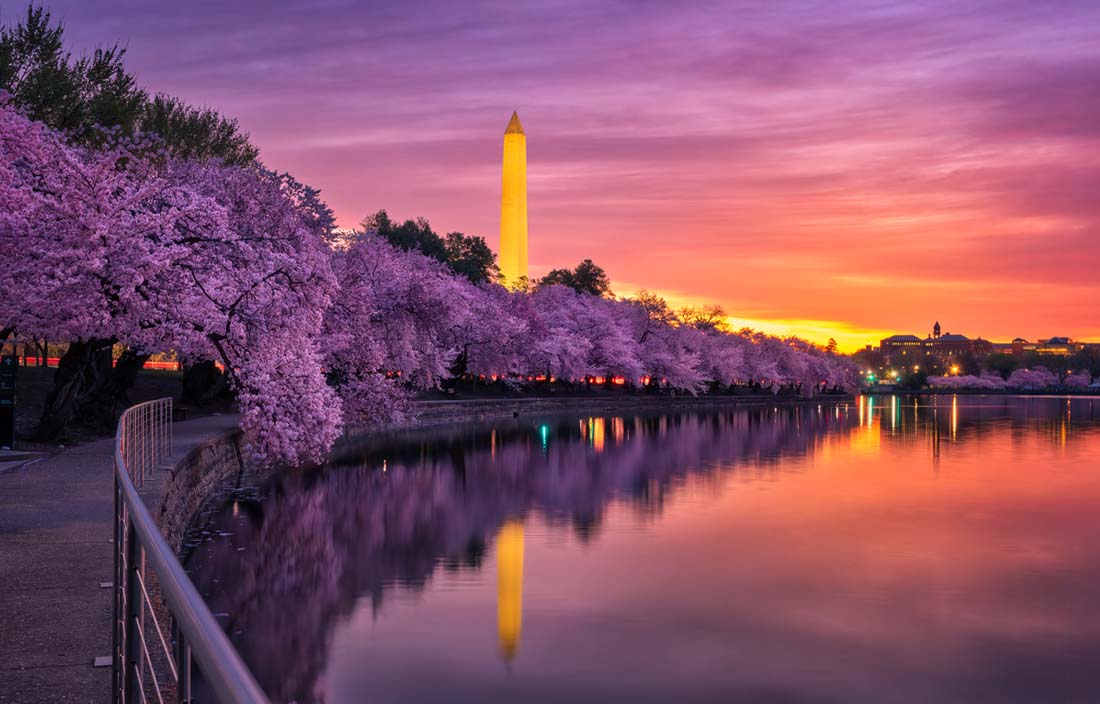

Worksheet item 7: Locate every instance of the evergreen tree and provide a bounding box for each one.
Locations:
[361,210,498,283]
[539,258,612,297]
[1,6,257,163]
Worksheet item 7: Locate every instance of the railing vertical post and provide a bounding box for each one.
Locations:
[112,469,122,703]
[176,628,190,703]
[153,402,157,466]
[141,404,148,479]
[124,521,141,703]
[141,404,146,478]
[184,643,192,703]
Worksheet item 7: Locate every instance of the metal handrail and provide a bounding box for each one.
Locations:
[113,398,268,704]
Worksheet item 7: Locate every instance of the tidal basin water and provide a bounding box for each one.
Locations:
[187,396,1100,703]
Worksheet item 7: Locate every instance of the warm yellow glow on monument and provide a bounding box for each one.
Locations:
[499,111,528,289]
[496,518,525,663]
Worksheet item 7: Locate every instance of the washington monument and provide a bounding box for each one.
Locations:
[499,111,528,289]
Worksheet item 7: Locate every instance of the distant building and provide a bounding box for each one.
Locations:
[1034,337,1080,355]
[1003,337,1081,355]
[931,332,972,354]
[1011,337,1035,354]
[880,323,987,358]
[880,334,923,352]
[871,325,1095,360]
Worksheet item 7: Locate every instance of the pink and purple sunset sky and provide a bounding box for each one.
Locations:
[23,0,1100,350]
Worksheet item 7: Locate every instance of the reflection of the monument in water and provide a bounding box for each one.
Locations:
[185,397,1100,703]
[496,519,523,664]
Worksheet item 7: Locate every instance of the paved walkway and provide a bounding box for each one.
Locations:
[0,414,239,704]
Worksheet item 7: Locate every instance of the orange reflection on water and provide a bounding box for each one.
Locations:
[611,417,625,446]
[496,520,524,664]
[191,397,1100,704]
[588,417,606,452]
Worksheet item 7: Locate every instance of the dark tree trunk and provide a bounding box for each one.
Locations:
[78,349,151,431]
[35,339,113,441]
[35,340,151,439]
[181,360,226,406]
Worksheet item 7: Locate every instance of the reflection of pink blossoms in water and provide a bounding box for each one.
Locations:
[187,407,856,703]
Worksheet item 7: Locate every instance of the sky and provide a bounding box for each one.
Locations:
[17,0,1100,350]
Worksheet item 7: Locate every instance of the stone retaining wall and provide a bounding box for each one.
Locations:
[156,429,246,554]
[364,392,850,433]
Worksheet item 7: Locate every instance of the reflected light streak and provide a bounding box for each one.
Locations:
[591,418,606,453]
[496,520,525,664]
[611,417,625,446]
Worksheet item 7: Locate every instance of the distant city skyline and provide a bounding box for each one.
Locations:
[31,0,1100,350]
[873,322,1097,352]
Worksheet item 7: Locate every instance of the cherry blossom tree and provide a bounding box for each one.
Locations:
[525,286,642,383]
[1,98,339,465]
[621,292,705,392]
[1006,367,1059,390]
[1,97,226,435]
[325,233,469,426]
[162,159,341,465]
[1063,371,1093,390]
[445,282,528,381]
[928,373,1007,390]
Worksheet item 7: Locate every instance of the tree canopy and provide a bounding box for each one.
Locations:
[0,6,258,164]
[360,209,498,283]
[538,259,612,297]
[1,97,338,464]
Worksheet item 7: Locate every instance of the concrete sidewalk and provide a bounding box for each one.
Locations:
[0,414,239,704]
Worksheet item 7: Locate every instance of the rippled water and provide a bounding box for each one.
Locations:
[187,396,1100,703]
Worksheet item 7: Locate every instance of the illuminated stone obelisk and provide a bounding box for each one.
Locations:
[496,519,524,663]
[499,111,528,289]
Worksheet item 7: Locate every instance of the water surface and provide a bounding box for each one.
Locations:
[187,396,1100,703]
